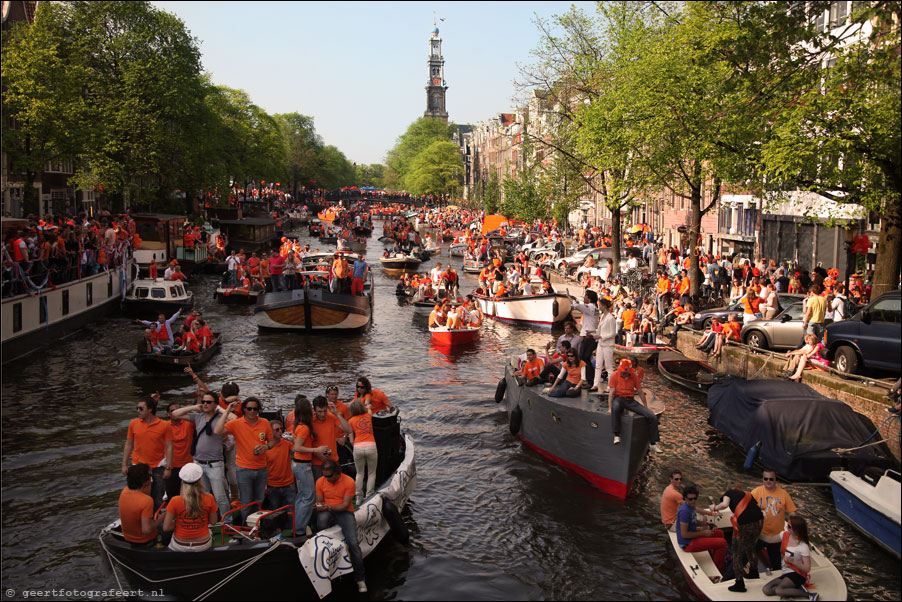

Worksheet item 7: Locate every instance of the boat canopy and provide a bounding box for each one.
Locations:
[707,377,898,481]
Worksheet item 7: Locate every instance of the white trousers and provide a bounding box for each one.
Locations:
[594,344,615,387]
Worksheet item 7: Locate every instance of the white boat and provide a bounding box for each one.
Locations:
[830,469,901,558]
[122,275,195,319]
[475,292,572,327]
[668,507,848,601]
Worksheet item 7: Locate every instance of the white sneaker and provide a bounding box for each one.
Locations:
[613,435,621,445]
[357,581,368,593]
[649,443,664,453]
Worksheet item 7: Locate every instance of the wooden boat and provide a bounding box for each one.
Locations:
[830,468,901,558]
[99,419,416,600]
[501,359,664,499]
[121,277,195,319]
[254,274,373,331]
[134,334,222,371]
[475,292,572,327]
[217,217,279,253]
[213,284,264,304]
[668,506,847,601]
[657,350,718,394]
[429,325,480,346]
[614,343,667,362]
[318,235,338,245]
[380,254,422,274]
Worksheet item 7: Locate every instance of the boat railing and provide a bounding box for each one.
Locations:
[3,241,132,299]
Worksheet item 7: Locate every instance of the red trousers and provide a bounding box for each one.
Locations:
[684,528,727,570]
[351,277,364,296]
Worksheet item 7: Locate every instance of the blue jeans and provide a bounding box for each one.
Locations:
[271,274,286,292]
[266,484,295,512]
[315,510,365,582]
[611,396,660,443]
[549,380,580,397]
[236,467,267,524]
[227,269,238,286]
[199,460,231,521]
[293,462,315,532]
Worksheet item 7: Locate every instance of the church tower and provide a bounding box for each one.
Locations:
[424,21,449,121]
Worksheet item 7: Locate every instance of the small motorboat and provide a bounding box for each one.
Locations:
[707,377,898,482]
[830,468,901,558]
[475,292,572,327]
[339,239,366,254]
[668,506,848,601]
[318,235,338,245]
[380,254,422,274]
[122,277,195,319]
[462,258,483,273]
[614,343,667,362]
[134,334,222,372]
[657,350,718,394]
[429,325,480,346]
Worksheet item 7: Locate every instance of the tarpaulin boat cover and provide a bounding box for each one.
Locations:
[707,377,898,482]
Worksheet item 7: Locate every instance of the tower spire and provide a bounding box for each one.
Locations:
[424,20,448,122]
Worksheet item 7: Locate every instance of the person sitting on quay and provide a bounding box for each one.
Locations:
[314,459,368,593]
[162,463,218,552]
[135,308,182,354]
[354,376,394,413]
[695,317,723,354]
[514,348,545,387]
[780,333,828,381]
[762,515,819,602]
[711,313,742,360]
[753,468,798,573]
[676,485,728,574]
[121,394,174,511]
[119,463,166,548]
[608,359,663,452]
[660,468,685,528]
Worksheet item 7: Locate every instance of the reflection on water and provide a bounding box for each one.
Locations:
[2,228,899,600]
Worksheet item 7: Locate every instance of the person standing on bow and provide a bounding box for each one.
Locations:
[571,290,600,389]
[122,395,173,511]
[592,298,617,392]
[711,486,766,593]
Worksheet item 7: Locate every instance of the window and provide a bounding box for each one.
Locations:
[868,298,901,324]
[13,303,22,332]
[829,1,848,27]
[39,297,48,324]
[86,283,93,306]
[108,278,113,298]
[783,303,804,321]
[136,287,149,299]
[151,288,167,299]
[813,7,827,32]
[62,290,70,315]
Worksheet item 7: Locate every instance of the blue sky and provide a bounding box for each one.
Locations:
[152,1,598,166]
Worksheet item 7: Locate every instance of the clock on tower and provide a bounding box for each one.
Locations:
[424,21,449,122]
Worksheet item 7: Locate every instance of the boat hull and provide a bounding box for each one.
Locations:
[134,336,222,372]
[830,470,901,558]
[380,258,422,274]
[213,287,263,304]
[476,293,571,327]
[657,350,717,394]
[430,326,479,345]
[254,284,372,331]
[503,363,655,499]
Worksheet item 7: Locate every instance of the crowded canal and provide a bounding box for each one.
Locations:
[0,226,899,601]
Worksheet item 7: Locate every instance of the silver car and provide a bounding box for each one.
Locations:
[740,302,806,350]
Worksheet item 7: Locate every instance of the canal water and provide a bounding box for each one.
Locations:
[1,226,899,600]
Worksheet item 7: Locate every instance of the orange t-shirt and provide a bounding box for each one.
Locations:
[741,296,762,314]
[265,438,295,487]
[224,417,273,469]
[311,412,343,466]
[563,360,586,384]
[355,389,391,413]
[316,473,356,512]
[622,309,637,330]
[334,400,351,421]
[610,370,642,397]
[723,322,742,341]
[293,423,313,462]
[521,358,545,380]
[118,487,156,543]
[656,278,671,294]
[349,413,375,446]
[169,419,195,468]
[219,395,243,418]
[166,493,217,540]
[679,277,690,295]
[127,418,174,467]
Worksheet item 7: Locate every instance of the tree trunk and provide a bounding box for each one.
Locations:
[611,207,622,276]
[23,170,38,217]
[871,215,901,299]
[688,163,702,296]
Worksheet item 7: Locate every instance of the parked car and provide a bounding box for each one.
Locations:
[691,294,805,330]
[825,290,902,375]
[740,302,806,350]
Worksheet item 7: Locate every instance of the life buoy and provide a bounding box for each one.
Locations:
[382,497,409,545]
[509,405,523,436]
[495,377,507,403]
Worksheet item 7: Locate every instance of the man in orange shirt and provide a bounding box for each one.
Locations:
[119,463,166,546]
[122,395,174,510]
[311,396,352,481]
[514,348,545,386]
[264,419,296,525]
[608,360,662,452]
[678,269,691,306]
[214,396,277,525]
[164,402,195,502]
[314,459,367,593]
[660,469,685,527]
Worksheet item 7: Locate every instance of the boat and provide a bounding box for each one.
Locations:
[338,239,366,254]
[217,217,279,253]
[829,468,901,558]
[213,283,264,304]
[319,235,338,245]
[254,273,374,331]
[501,359,664,499]
[707,377,899,482]
[462,257,483,273]
[133,334,222,371]
[668,506,848,601]
[474,292,572,327]
[614,342,667,362]
[287,208,310,225]
[449,242,468,257]
[429,325,480,346]
[99,414,416,600]
[121,276,195,318]
[657,350,719,394]
[380,254,422,274]
[1,243,134,363]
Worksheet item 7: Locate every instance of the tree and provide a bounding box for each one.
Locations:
[482,172,501,214]
[405,140,464,198]
[275,112,323,196]
[315,145,356,190]
[355,164,384,187]
[384,117,457,190]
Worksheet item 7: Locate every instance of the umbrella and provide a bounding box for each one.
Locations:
[629,224,643,234]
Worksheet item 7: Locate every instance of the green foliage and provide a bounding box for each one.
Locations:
[315,145,357,190]
[275,112,323,191]
[405,141,464,198]
[355,164,384,187]
[482,173,501,214]
[384,117,457,190]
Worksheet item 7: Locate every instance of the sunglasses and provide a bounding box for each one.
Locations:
[686,496,698,501]
[322,472,336,479]
[763,477,776,481]
[136,406,147,411]
[244,406,260,412]
[201,399,215,405]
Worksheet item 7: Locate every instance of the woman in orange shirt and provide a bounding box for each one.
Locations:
[348,401,378,503]
[547,349,585,398]
[354,377,394,413]
[163,463,218,552]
